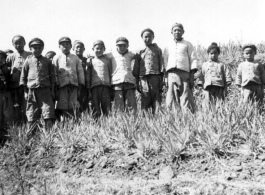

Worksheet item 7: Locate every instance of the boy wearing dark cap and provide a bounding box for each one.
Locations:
[6,35,31,123]
[0,50,10,145]
[73,40,89,112]
[20,38,56,129]
[86,40,112,118]
[134,28,164,114]
[53,37,85,120]
[236,44,265,104]
[107,37,137,112]
[165,23,198,112]
[198,43,232,108]
[45,51,56,62]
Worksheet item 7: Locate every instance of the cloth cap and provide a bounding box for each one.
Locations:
[5,49,13,54]
[29,38,44,47]
[0,50,7,58]
[242,44,257,53]
[141,28,154,37]
[171,23,184,31]
[59,37,71,44]
[45,51,56,56]
[207,42,220,54]
[12,35,26,43]
[116,37,129,45]
[93,40,105,48]
[73,40,85,48]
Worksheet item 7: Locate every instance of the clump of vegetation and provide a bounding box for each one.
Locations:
[1,42,265,195]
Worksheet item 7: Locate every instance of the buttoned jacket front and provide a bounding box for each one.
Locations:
[166,39,198,73]
[20,55,56,88]
[53,53,85,87]
[235,61,265,86]
[108,51,136,85]
[198,60,232,89]
[86,55,112,89]
[134,43,164,78]
[6,51,32,88]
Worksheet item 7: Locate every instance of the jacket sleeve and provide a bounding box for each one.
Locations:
[86,59,92,89]
[52,57,59,86]
[259,63,265,84]
[77,57,85,86]
[108,58,112,85]
[158,48,165,74]
[235,63,242,86]
[133,52,140,79]
[48,60,56,85]
[20,59,29,86]
[223,64,232,86]
[187,42,198,72]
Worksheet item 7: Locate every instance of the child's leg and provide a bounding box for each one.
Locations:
[57,85,70,120]
[101,86,111,116]
[114,90,125,111]
[91,86,102,118]
[26,89,41,125]
[125,89,137,112]
[140,76,152,111]
[166,72,180,110]
[242,84,256,103]
[148,75,161,114]
[68,85,79,118]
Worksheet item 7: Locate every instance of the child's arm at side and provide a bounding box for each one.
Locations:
[20,59,29,99]
[235,63,242,87]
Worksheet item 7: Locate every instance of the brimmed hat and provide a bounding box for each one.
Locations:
[93,40,105,48]
[116,37,129,45]
[141,28,154,37]
[242,44,257,53]
[207,42,220,54]
[12,35,26,43]
[59,37,71,44]
[29,38,44,47]
[45,51,56,56]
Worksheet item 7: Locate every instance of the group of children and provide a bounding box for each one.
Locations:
[0,22,264,135]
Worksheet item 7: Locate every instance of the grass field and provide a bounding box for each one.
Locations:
[1,41,265,194]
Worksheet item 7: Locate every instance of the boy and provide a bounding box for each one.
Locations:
[134,29,164,114]
[20,38,56,129]
[198,43,232,108]
[53,37,85,119]
[73,40,88,112]
[45,51,56,62]
[0,50,10,145]
[86,40,112,118]
[235,44,265,104]
[108,37,137,112]
[165,23,198,112]
[6,35,31,123]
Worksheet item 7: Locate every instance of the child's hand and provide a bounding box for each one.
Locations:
[24,92,28,100]
[164,78,168,88]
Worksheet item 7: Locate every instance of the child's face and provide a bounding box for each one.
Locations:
[30,45,44,57]
[46,53,56,62]
[0,54,6,66]
[208,49,219,62]
[142,32,154,46]
[116,44,128,54]
[172,26,184,40]
[93,44,105,57]
[12,37,25,52]
[59,42,72,54]
[74,44,85,56]
[243,48,255,62]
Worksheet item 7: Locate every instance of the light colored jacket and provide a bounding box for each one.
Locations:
[53,53,85,88]
[198,60,232,89]
[107,50,136,85]
[134,43,164,78]
[86,55,112,89]
[166,39,198,73]
[235,60,265,86]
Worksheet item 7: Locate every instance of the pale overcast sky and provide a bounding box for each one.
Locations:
[1,0,265,56]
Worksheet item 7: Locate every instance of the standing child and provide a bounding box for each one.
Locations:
[134,29,164,114]
[235,44,265,104]
[109,37,137,112]
[20,38,56,129]
[53,37,85,119]
[165,23,198,112]
[73,40,89,112]
[0,51,10,145]
[86,40,112,118]
[6,35,31,123]
[198,43,232,108]
[45,51,56,62]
